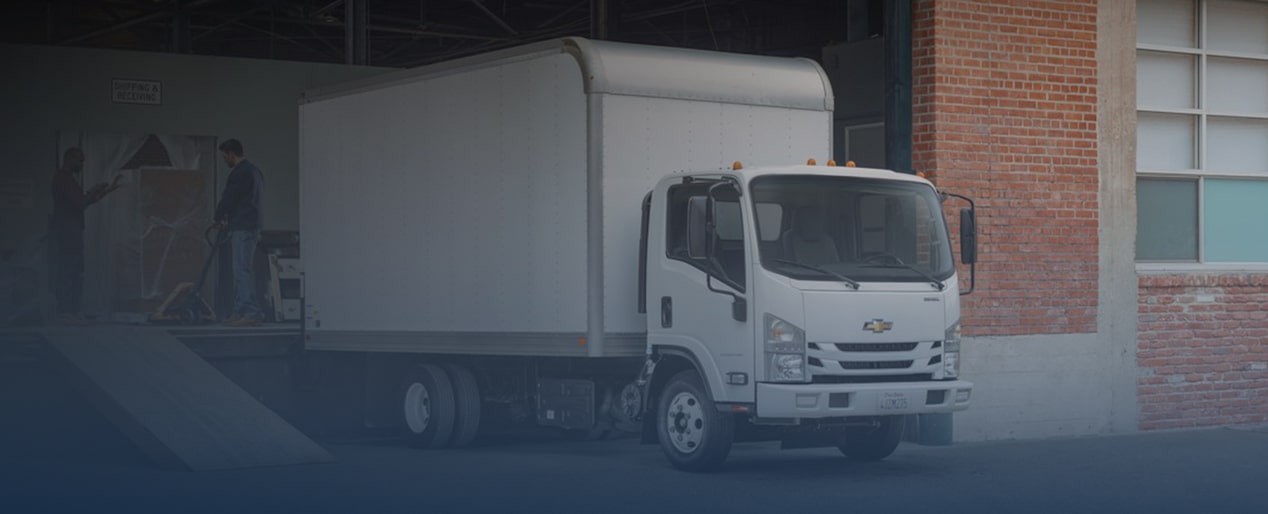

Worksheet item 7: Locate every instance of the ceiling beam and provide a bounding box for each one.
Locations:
[466,0,519,35]
[315,0,346,17]
[60,0,221,46]
[192,5,270,42]
[197,12,512,42]
[535,0,587,30]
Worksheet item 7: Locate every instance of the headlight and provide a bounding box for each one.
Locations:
[943,352,959,379]
[943,321,961,378]
[764,314,807,382]
[768,354,806,382]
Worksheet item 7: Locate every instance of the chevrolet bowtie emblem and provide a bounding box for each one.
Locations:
[862,319,894,333]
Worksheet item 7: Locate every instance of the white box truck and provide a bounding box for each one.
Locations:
[298,37,979,471]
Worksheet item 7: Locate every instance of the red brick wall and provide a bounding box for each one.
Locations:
[1138,274,1268,430]
[912,0,1099,337]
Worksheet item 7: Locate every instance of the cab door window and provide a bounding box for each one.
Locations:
[665,182,746,291]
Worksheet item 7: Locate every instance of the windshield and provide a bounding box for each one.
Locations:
[750,175,955,283]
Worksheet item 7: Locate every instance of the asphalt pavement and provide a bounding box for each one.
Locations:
[2,423,1266,514]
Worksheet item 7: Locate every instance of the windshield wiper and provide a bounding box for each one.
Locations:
[860,258,945,291]
[768,259,859,290]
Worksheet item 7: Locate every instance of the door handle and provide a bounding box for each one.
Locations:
[661,296,672,328]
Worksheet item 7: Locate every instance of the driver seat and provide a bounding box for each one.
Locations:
[782,206,839,266]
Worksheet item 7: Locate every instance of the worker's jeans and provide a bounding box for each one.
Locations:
[230,229,263,320]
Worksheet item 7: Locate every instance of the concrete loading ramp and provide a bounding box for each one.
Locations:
[32,326,332,471]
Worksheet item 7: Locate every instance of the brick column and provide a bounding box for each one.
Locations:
[912,0,1099,337]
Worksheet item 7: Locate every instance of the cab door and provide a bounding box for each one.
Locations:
[645,177,755,403]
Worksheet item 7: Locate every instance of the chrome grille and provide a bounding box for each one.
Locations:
[831,342,919,352]
[839,360,913,370]
[812,374,933,384]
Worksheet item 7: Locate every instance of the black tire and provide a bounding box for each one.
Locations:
[441,363,482,448]
[837,416,903,461]
[656,370,733,472]
[399,364,456,449]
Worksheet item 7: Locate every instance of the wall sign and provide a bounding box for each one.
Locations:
[112,79,162,105]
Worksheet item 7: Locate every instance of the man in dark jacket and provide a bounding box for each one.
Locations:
[49,147,122,324]
[214,139,265,326]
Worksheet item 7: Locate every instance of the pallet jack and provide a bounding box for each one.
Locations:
[149,225,226,325]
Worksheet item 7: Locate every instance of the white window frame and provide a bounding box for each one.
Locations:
[1137,0,1268,271]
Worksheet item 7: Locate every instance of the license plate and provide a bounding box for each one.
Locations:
[878,391,913,411]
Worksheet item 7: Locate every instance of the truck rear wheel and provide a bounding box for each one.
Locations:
[837,416,903,461]
[656,370,733,472]
[400,364,456,449]
[441,363,482,448]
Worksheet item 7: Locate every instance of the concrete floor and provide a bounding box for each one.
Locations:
[2,423,1266,514]
[2,334,1265,513]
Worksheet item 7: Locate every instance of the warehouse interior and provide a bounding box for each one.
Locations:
[1,0,897,325]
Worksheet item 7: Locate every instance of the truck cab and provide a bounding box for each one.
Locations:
[640,163,977,471]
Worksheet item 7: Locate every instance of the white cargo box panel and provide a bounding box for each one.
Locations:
[299,37,832,357]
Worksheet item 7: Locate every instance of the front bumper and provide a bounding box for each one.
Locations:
[755,380,973,418]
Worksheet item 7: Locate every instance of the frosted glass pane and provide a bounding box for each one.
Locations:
[1204,179,1268,262]
[1208,117,1268,172]
[1138,0,1196,47]
[1137,112,1196,170]
[1138,178,1198,261]
[1137,51,1195,109]
[1208,0,1268,54]
[1208,58,1268,113]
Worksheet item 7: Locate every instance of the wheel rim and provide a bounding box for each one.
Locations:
[404,382,432,434]
[666,391,705,454]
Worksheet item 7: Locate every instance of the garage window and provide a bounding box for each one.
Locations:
[1137,0,1268,263]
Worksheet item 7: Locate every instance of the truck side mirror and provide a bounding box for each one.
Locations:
[686,196,708,259]
[959,208,977,265]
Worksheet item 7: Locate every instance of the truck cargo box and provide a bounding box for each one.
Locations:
[299,37,833,357]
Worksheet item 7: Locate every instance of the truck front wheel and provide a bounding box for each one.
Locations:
[656,370,733,472]
[837,416,903,461]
